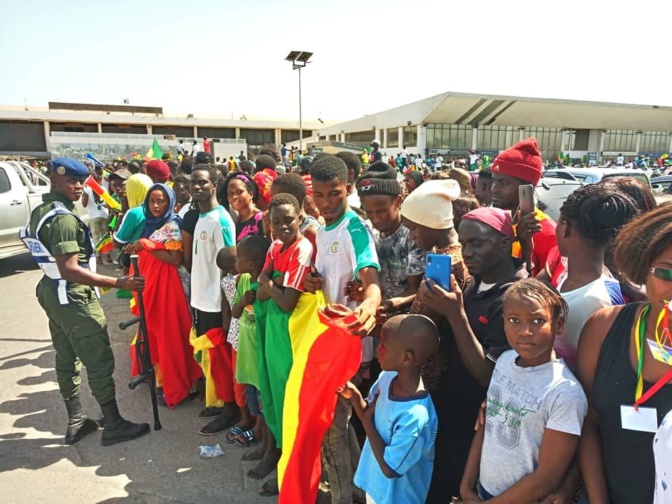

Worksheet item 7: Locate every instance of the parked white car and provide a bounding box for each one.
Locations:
[0,161,52,259]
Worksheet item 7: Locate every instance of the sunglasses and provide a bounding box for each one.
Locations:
[650,267,672,281]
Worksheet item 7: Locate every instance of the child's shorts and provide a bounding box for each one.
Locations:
[246,385,261,417]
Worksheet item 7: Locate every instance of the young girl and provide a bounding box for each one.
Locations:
[222,171,264,241]
[460,278,587,502]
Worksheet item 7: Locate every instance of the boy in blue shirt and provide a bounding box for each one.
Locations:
[339,314,440,504]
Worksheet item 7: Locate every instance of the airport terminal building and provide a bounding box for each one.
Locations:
[311,92,672,163]
[1,93,672,163]
[0,102,322,160]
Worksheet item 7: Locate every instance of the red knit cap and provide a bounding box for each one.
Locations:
[492,137,543,186]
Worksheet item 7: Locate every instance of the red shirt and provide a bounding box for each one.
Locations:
[511,209,557,277]
[263,236,313,291]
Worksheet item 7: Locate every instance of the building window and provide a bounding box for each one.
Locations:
[403,126,417,147]
[522,127,563,156]
[281,129,313,144]
[198,127,236,139]
[101,124,147,134]
[387,128,399,148]
[603,130,638,153]
[476,126,517,152]
[639,131,671,155]
[50,122,98,133]
[344,130,374,145]
[153,126,194,137]
[239,128,274,147]
[425,124,471,151]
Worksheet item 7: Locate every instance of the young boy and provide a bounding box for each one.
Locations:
[356,161,425,318]
[228,236,274,472]
[271,172,319,258]
[460,278,587,502]
[252,194,314,495]
[304,155,382,504]
[339,314,439,504]
[216,246,253,443]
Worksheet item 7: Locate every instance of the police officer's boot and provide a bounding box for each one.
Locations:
[100,399,150,446]
[64,396,103,445]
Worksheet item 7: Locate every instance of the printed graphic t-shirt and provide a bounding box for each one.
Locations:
[263,236,313,292]
[479,350,587,497]
[373,223,425,300]
[191,206,235,312]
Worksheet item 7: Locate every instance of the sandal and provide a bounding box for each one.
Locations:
[225,426,244,444]
[198,413,240,436]
[233,429,257,447]
[197,407,223,419]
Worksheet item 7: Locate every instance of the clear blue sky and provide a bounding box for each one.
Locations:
[0,0,668,122]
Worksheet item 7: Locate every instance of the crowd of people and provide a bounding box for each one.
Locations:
[22,136,672,504]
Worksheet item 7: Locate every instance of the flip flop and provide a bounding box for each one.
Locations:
[197,407,223,419]
[225,426,244,444]
[233,429,257,447]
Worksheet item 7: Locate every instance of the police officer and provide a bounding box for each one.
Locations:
[22,158,150,446]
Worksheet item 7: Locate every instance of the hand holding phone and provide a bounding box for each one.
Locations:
[425,254,452,292]
[518,184,535,216]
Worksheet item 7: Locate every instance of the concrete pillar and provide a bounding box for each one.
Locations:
[235,127,241,139]
[43,121,52,155]
[193,126,198,138]
[375,127,381,145]
[636,132,641,154]
[519,128,525,142]
[471,126,478,150]
[147,125,152,135]
[599,131,605,162]
[398,127,404,149]
[383,128,388,149]
[417,124,427,154]
[274,128,281,148]
[98,123,103,134]
[338,132,343,143]
[669,133,672,153]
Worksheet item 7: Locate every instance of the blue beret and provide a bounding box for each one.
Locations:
[51,158,90,178]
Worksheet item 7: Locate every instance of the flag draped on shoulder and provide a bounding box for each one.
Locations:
[277,292,362,504]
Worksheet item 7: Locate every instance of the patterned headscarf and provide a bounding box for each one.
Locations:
[252,168,278,206]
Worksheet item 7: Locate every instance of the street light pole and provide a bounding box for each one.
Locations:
[285,51,313,156]
[298,64,303,153]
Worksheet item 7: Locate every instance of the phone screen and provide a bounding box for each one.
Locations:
[519,184,535,215]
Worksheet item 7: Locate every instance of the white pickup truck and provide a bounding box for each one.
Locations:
[0,161,52,260]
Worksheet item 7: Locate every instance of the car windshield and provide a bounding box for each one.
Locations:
[601,173,650,188]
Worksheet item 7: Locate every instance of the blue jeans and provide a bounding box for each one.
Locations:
[246,385,261,417]
[478,482,494,501]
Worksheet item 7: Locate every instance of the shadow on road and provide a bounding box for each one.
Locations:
[0,253,37,279]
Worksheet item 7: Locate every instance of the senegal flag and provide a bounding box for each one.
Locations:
[95,232,114,255]
[277,293,362,504]
[145,139,163,160]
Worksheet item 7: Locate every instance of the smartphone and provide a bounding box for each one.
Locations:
[519,184,535,215]
[425,254,452,291]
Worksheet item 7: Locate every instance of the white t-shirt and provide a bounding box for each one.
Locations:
[83,186,109,220]
[654,409,672,504]
[479,350,587,497]
[348,191,361,209]
[555,276,624,370]
[315,209,380,361]
[191,206,236,313]
[177,204,191,219]
[192,143,202,155]
[436,156,443,168]
[401,149,409,159]
[616,156,625,165]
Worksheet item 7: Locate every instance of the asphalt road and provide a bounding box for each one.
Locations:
[0,253,276,504]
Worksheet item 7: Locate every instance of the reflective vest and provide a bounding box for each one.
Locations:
[20,202,100,305]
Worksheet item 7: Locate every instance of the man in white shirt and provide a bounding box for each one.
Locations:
[616,154,624,166]
[189,164,238,436]
[191,140,202,157]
